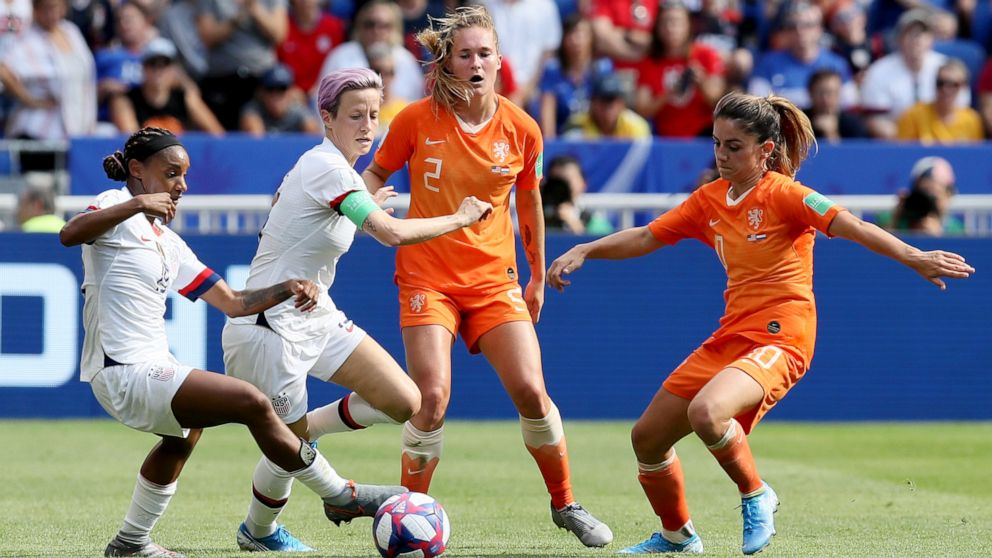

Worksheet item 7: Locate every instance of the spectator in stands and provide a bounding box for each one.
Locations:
[979,59,992,137]
[860,9,965,139]
[929,8,986,95]
[881,156,963,236]
[158,0,209,81]
[634,0,725,138]
[747,1,856,110]
[588,0,657,64]
[366,41,409,134]
[827,2,875,83]
[196,0,288,130]
[541,155,613,235]
[897,58,984,144]
[94,1,159,126]
[548,91,974,557]
[16,184,65,232]
[688,0,752,92]
[277,0,345,99]
[538,13,612,139]
[482,0,561,108]
[0,0,31,133]
[319,0,424,102]
[240,63,320,136]
[564,73,650,139]
[69,0,113,49]
[110,37,224,135]
[803,68,868,141]
[0,0,95,164]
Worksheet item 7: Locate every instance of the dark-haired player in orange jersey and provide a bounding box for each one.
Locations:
[361,5,613,549]
[549,92,974,555]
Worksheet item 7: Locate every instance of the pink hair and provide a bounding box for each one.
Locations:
[317,68,383,116]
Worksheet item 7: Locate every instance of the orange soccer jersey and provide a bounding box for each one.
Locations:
[648,171,846,363]
[374,96,544,293]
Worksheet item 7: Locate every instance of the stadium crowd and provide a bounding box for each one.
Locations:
[0,0,990,143]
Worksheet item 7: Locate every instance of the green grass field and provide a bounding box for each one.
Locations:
[1,420,990,558]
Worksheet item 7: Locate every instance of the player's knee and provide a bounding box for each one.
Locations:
[415,386,448,429]
[238,386,277,422]
[630,420,657,454]
[686,397,721,433]
[508,384,547,418]
[384,386,420,423]
[159,430,200,459]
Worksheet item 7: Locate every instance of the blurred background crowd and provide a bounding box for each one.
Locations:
[0,0,990,144]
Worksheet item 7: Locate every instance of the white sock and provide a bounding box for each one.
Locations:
[244,457,294,538]
[117,475,176,546]
[401,422,444,465]
[281,448,350,504]
[519,403,565,448]
[662,520,697,544]
[307,392,396,438]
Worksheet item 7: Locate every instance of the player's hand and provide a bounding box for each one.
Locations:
[547,247,587,292]
[524,277,544,323]
[135,192,178,224]
[289,279,320,312]
[456,196,493,225]
[907,249,975,290]
[373,186,397,208]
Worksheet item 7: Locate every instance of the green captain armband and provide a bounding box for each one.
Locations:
[339,190,380,227]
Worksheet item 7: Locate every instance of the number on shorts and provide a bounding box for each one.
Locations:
[743,346,783,369]
[507,287,526,312]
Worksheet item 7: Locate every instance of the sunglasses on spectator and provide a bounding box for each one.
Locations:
[937,78,965,89]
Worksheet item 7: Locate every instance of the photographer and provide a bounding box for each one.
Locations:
[541,156,613,236]
[883,156,964,236]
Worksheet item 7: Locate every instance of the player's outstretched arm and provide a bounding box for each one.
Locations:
[60,193,178,246]
[361,162,392,195]
[199,278,320,317]
[827,210,975,290]
[548,225,665,292]
[344,190,492,247]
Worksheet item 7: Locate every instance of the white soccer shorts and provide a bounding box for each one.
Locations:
[90,359,194,438]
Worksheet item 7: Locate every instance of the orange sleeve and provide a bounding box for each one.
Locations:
[776,181,847,236]
[516,116,544,192]
[647,191,705,245]
[374,103,418,173]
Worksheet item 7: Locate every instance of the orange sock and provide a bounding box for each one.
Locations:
[520,404,574,509]
[637,454,691,532]
[526,440,574,509]
[400,452,439,493]
[706,420,763,495]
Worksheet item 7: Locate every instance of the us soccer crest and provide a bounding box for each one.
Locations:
[747,207,764,230]
[492,140,509,163]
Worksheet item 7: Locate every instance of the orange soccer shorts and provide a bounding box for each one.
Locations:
[663,335,809,433]
[397,283,532,353]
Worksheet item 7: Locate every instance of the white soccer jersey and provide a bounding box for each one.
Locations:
[229,137,366,342]
[79,187,220,381]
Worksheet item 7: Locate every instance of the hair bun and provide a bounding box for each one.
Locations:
[102,150,128,182]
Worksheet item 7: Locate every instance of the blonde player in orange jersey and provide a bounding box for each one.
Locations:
[361,5,613,548]
[548,92,975,555]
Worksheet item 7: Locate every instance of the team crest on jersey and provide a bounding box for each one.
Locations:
[409,292,427,313]
[747,207,764,230]
[492,140,509,163]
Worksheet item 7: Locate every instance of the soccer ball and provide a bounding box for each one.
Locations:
[372,491,450,558]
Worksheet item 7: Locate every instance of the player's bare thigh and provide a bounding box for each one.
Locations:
[687,366,764,443]
[403,324,455,431]
[631,387,694,463]
[328,335,421,422]
[476,320,550,419]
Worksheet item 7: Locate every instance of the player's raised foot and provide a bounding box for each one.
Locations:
[618,532,704,554]
[551,502,614,547]
[236,522,314,552]
[323,480,408,525]
[104,536,185,558]
[741,482,779,555]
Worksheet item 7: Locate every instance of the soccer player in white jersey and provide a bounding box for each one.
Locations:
[221,67,493,552]
[60,127,411,558]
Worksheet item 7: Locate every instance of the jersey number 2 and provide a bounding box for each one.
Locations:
[424,158,442,192]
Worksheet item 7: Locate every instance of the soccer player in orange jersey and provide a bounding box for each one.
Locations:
[548,92,975,555]
[361,5,613,548]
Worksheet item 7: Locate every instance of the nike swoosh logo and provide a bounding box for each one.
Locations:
[709,218,721,227]
[425,138,445,145]
[406,468,426,476]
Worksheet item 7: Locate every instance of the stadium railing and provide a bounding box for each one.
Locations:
[3,193,992,235]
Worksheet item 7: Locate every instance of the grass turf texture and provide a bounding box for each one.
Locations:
[1,420,990,557]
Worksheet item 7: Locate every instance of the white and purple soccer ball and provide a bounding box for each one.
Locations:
[372,492,450,558]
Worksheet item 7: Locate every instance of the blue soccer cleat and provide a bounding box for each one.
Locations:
[618,532,703,554]
[741,482,779,555]
[236,522,313,552]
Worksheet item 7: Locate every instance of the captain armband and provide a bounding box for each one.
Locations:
[339,190,380,228]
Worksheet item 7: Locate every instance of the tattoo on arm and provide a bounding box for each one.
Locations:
[523,225,535,265]
[363,220,378,233]
[240,282,293,313]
